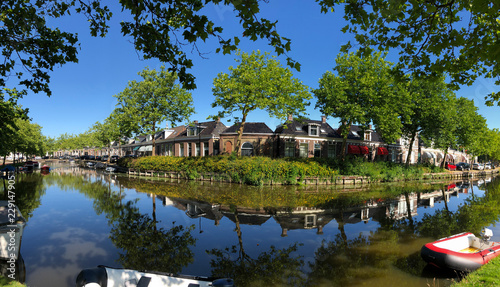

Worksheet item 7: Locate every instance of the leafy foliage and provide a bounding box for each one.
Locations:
[211,50,311,155]
[319,0,500,102]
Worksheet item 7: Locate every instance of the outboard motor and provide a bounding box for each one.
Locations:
[212,278,235,287]
[75,266,108,287]
[481,228,493,241]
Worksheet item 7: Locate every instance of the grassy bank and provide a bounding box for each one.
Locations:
[0,276,25,287]
[452,256,500,286]
[118,155,446,186]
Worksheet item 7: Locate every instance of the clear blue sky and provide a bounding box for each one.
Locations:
[17,1,500,139]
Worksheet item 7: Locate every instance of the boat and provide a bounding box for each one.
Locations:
[421,229,500,272]
[32,161,39,167]
[0,201,26,260]
[105,166,116,173]
[41,165,50,172]
[76,265,234,287]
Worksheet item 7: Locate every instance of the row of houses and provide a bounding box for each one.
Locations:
[54,116,471,165]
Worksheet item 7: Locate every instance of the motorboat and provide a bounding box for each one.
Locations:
[421,229,500,272]
[41,165,50,172]
[0,201,26,260]
[105,166,116,173]
[76,265,234,287]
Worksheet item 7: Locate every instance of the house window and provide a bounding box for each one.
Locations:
[188,143,192,156]
[213,140,220,155]
[187,127,202,136]
[195,143,200,156]
[241,142,254,156]
[299,143,308,158]
[285,140,295,157]
[305,214,317,229]
[364,132,371,141]
[314,143,321,157]
[180,144,185,157]
[309,125,319,136]
[328,142,336,158]
[206,143,210,155]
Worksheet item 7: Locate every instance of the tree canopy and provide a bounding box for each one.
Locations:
[314,52,409,159]
[319,0,500,102]
[114,66,194,155]
[211,50,311,155]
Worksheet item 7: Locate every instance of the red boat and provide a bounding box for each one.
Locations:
[41,165,50,172]
[421,230,500,272]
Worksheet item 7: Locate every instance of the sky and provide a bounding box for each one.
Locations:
[16,1,500,139]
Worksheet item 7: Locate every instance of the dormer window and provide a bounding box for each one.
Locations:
[364,132,371,141]
[187,126,202,136]
[308,124,320,137]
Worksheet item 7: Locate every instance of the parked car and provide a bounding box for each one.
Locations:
[110,155,120,163]
[445,162,456,171]
[102,155,109,162]
[484,163,492,170]
[472,163,484,170]
[456,162,470,171]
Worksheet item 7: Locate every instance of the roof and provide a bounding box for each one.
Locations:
[275,118,341,138]
[177,121,227,137]
[348,125,385,142]
[221,122,273,134]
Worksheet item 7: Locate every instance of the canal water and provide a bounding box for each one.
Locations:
[2,162,500,287]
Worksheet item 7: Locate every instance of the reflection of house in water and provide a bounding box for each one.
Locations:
[274,207,336,237]
[157,196,224,226]
[159,180,478,237]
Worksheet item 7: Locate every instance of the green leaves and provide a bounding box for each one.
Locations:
[314,52,408,144]
[114,66,194,154]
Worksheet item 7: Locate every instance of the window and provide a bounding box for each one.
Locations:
[295,126,302,131]
[299,143,308,158]
[195,143,200,156]
[204,143,209,156]
[213,140,220,155]
[305,214,317,229]
[187,127,202,136]
[328,142,336,158]
[309,125,319,136]
[314,143,321,157]
[364,132,371,141]
[285,140,295,157]
[188,143,192,156]
[241,142,253,156]
[180,144,185,157]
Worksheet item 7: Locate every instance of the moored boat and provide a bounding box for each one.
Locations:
[421,229,500,272]
[76,265,234,287]
[41,165,50,171]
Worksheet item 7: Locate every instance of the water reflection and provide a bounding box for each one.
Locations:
[3,164,500,287]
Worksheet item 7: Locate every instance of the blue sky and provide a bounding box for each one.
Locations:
[16,1,500,139]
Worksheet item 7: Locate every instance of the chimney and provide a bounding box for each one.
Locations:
[165,122,168,129]
[287,114,293,121]
[194,120,198,125]
[321,115,326,124]
[216,117,220,123]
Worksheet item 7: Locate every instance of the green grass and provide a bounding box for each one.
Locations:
[0,276,25,287]
[451,256,500,286]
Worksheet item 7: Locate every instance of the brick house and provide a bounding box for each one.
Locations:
[274,116,342,158]
[219,122,274,156]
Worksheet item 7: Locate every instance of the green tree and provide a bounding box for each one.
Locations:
[318,0,500,101]
[115,66,194,155]
[401,76,452,166]
[211,50,311,156]
[420,96,486,167]
[1,0,296,94]
[314,52,409,160]
[92,114,122,161]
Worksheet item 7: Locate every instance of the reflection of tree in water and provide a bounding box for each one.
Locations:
[109,201,196,273]
[207,209,305,287]
[1,173,45,220]
[28,171,198,274]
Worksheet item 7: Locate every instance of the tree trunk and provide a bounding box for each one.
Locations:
[236,114,247,156]
[440,147,448,169]
[2,155,5,166]
[152,122,156,156]
[405,131,417,167]
[339,122,351,162]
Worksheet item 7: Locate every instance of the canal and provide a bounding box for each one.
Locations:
[2,162,500,287]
